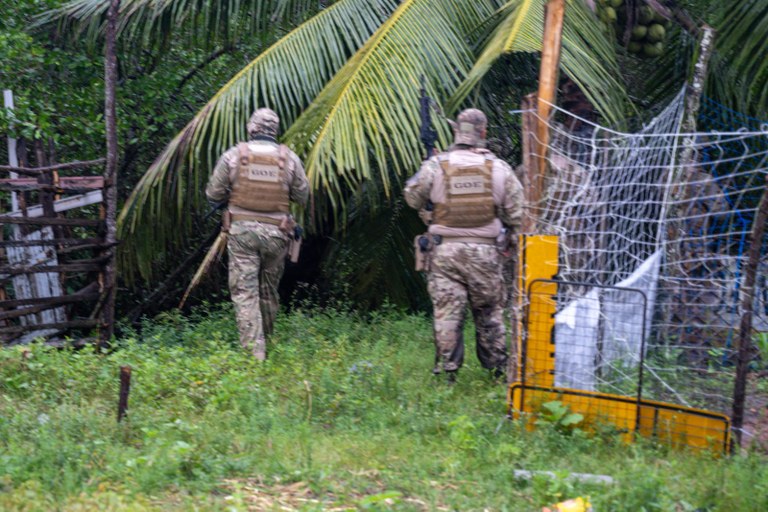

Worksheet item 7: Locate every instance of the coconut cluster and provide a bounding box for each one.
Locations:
[596,0,672,58]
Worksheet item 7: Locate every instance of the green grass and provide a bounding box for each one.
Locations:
[1,304,766,511]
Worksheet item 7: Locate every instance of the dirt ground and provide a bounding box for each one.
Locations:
[219,476,453,511]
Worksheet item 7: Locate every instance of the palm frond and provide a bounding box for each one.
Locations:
[447,0,541,112]
[117,0,398,284]
[711,0,768,115]
[282,0,498,221]
[617,23,692,119]
[448,0,631,127]
[323,194,430,311]
[560,0,632,126]
[35,0,331,50]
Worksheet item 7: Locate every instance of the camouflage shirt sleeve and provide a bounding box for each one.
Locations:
[287,150,309,207]
[205,147,238,203]
[403,158,438,210]
[495,160,524,233]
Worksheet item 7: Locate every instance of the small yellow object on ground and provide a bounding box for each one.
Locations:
[542,496,592,512]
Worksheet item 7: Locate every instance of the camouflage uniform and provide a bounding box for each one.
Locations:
[206,108,309,359]
[404,109,523,379]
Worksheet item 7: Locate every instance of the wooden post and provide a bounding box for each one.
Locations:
[531,0,566,230]
[731,177,768,448]
[117,365,131,422]
[100,0,121,347]
[3,90,20,213]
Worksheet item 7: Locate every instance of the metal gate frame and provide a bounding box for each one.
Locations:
[511,278,731,452]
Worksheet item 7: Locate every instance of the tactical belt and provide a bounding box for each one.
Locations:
[230,213,283,225]
[438,236,495,245]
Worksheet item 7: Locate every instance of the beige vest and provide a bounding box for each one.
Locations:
[432,153,495,228]
[229,143,290,214]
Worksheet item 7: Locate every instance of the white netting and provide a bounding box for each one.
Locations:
[527,87,768,414]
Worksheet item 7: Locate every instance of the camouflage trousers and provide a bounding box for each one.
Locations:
[227,220,289,358]
[427,242,508,374]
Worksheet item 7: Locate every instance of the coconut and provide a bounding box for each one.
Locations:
[609,0,624,7]
[647,23,666,42]
[642,41,664,58]
[628,41,642,54]
[653,10,667,23]
[630,24,648,40]
[604,6,617,22]
[638,6,654,24]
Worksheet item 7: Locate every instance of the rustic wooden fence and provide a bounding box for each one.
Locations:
[1,120,113,345]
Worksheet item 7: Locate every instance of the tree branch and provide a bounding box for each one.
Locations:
[175,44,238,94]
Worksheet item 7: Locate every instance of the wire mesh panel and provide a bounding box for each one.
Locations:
[523,279,648,407]
[523,88,768,435]
[513,278,730,451]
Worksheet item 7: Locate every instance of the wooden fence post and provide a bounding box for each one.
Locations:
[530,0,565,233]
[731,177,768,447]
[117,365,131,422]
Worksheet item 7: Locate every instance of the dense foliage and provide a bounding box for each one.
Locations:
[1,307,767,510]
[2,0,767,316]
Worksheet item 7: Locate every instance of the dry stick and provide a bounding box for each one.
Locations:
[731,176,768,448]
[0,262,106,277]
[178,231,228,309]
[0,294,100,321]
[126,226,222,322]
[0,319,99,336]
[0,159,105,176]
[0,237,105,248]
[117,365,132,422]
[0,216,103,227]
[0,282,99,309]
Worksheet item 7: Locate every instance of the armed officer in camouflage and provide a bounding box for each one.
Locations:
[206,108,309,360]
[404,108,523,382]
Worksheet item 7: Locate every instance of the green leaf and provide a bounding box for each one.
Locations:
[116,0,398,283]
[560,412,584,427]
[448,0,631,127]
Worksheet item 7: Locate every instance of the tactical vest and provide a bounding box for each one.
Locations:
[432,154,495,228]
[228,143,290,214]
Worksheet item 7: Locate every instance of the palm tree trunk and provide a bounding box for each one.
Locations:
[100,0,120,347]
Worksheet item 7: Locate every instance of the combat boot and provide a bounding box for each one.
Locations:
[491,366,506,382]
[253,339,266,361]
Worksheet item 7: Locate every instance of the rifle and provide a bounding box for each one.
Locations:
[203,199,227,222]
[419,75,438,160]
[414,75,438,271]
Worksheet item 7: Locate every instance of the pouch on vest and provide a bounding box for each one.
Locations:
[221,210,232,233]
[414,233,434,272]
[229,143,290,213]
[279,215,302,263]
[432,155,495,228]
